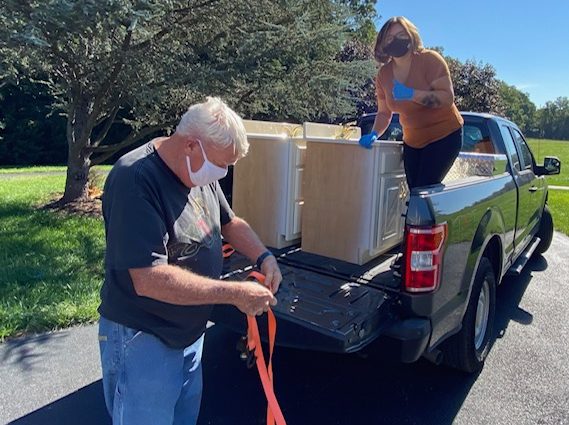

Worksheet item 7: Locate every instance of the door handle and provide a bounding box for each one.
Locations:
[529,186,538,193]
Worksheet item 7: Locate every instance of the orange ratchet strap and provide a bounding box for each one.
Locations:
[245,272,287,425]
[222,243,235,258]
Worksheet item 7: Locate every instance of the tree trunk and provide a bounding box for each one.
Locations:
[61,97,94,204]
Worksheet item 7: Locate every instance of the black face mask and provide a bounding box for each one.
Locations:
[384,38,411,58]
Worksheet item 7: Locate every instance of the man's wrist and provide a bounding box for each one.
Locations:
[256,251,274,269]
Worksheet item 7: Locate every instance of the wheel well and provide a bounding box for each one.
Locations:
[483,236,502,281]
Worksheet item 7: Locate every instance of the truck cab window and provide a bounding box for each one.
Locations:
[499,125,521,172]
[358,114,404,140]
[511,128,534,170]
[462,124,496,154]
[379,123,403,141]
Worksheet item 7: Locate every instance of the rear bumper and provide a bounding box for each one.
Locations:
[211,304,392,354]
[217,251,431,363]
[382,318,431,363]
[212,306,431,363]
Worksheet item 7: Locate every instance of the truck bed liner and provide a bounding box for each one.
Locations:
[213,248,400,353]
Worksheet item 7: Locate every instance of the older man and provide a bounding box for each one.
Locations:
[98,97,282,425]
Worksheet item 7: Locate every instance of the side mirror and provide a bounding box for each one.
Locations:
[543,156,561,175]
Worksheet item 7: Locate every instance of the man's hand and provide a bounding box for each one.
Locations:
[233,281,277,316]
[260,255,282,294]
[392,80,414,101]
[359,131,378,149]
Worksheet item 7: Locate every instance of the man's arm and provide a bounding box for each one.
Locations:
[221,216,282,293]
[129,264,276,316]
[222,217,266,263]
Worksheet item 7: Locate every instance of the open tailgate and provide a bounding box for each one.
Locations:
[212,248,400,353]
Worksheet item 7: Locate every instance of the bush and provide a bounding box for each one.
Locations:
[0,80,67,165]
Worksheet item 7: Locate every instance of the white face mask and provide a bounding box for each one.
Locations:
[186,140,228,187]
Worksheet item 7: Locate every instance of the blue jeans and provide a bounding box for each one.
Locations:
[98,316,204,425]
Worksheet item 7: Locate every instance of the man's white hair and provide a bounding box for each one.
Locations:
[176,97,249,158]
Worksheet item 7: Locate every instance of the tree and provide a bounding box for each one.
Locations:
[498,82,537,134]
[1,0,373,204]
[337,39,377,117]
[428,47,503,114]
[446,57,504,115]
[335,1,379,118]
[0,79,67,165]
[340,0,378,45]
[536,97,569,140]
[2,1,232,203]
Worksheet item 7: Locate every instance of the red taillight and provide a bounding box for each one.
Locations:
[404,223,447,293]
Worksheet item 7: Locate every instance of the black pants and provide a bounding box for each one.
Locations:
[403,128,462,190]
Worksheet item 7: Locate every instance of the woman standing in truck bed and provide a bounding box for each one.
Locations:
[359,16,464,190]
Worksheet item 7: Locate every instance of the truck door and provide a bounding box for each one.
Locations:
[510,127,545,236]
[498,125,534,257]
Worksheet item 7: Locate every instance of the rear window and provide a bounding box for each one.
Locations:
[461,121,499,154]
[461,115,504,154]
[358,115,376,136]
[379,122,403,141]
[359,114,502,153]
[358,115,403,140]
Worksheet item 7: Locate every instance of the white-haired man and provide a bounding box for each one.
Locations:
[98,97,282,425]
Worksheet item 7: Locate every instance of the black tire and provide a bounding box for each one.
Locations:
[535,205,553,255]
[442,257,496,373]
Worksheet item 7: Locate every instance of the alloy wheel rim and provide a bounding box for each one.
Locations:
[474,279,490,351]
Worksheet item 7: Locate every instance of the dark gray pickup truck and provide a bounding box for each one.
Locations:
[213,112,561,373]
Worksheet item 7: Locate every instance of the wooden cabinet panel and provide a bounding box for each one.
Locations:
[302,140,405,265]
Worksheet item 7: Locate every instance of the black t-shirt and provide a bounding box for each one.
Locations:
[98,141,235,348]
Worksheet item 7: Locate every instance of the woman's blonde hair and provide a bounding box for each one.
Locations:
[374,16,424,64]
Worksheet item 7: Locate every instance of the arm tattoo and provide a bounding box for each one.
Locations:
[421,93,442,108]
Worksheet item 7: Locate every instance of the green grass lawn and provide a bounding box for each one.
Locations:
[0,165,68,173]
[548,190,569,235]
[0,162,567,341]
[0,174,105,340]
[0,165,112,174]
[527,138,569,187]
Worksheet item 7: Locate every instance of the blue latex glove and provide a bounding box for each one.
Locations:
[359,131,378,149]
[392,80,414,101]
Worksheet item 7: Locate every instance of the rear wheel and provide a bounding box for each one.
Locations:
[443,257,496,373]
[535,205,553,255]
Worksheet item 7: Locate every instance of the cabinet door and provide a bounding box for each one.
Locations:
[285,141,306,241]
[375,173,406,251]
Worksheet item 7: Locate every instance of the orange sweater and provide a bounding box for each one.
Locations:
[376,49,464,148]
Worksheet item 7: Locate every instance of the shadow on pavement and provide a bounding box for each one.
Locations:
[494,255,547,339]
[198,325,477,425]
[8,381,110,425]
[197,255,548,425]
[2,332,68,373]
[7,255,547,425]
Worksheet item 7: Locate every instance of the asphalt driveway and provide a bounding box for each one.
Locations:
[2,233,568,425]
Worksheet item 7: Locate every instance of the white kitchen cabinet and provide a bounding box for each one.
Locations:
[302,139,406,265]
[232,120,306,248]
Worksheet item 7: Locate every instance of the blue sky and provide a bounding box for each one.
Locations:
[375,0,569,107]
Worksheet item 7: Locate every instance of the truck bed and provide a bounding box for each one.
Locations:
[212,247,401,353]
